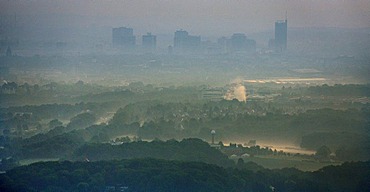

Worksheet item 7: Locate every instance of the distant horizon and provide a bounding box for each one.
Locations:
[1,0,370,39]
[1,12,370,33]
[1,13,369,43]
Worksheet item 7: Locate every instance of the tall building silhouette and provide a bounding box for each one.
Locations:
[217,34,256,53]
[230,33,247,51]
[142,33,156,52]
[174,30,201,53]
[174,30,189,49]
[274,18,287,51]
[230,33,256,52]
[112,27,136,49]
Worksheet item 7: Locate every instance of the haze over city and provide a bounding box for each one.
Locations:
[0,1,370,192]
[1,0,370,38]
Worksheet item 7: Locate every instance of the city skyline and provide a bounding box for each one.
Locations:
[1,0,369,38]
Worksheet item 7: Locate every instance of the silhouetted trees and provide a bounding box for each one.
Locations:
[1,159,369,192]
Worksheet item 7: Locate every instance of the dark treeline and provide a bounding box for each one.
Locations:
[0,158,369,192]
[73,138,234,167]
[7,138,234,169]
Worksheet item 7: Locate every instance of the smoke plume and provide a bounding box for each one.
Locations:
[224,82,247,102]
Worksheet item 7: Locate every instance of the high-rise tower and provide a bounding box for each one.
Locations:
[274,17,287,51]
[173,30,201,53]
[142,33,156,52]
[112,27,136,49]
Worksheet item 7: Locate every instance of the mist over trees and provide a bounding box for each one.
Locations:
[1,5,370,190]
[0,84,369,164]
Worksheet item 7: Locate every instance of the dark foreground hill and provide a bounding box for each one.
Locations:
[0,159,369,192]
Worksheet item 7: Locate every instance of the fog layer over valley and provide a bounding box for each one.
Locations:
[1,1,370,190]
[1,63,369,172]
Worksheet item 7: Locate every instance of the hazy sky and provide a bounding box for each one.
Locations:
[1,0,370,36]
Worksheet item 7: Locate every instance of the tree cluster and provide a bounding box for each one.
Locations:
[0,159,369,192]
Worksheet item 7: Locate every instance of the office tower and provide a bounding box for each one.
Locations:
[174,30,201,53]
[174,30,189,49]
[112,27,136,49]
[229,33,256,53]
[231,33,247,51]
[274,18,287,51]
[142,33,156,52]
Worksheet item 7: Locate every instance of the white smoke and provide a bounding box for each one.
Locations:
[224,80,247,102]
[233,84,247,102]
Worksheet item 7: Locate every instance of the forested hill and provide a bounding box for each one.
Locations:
[73,138,234,167]
[1,159,369,192]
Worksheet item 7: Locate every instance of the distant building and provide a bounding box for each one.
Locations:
[112,27,136,49]
[174,30,201,53]
[230,33,256,52]
[174,30,189,49]
[142,33,156,52]
[274,19,287,51]
[210,130,221,149]
[217,34,256,53]
[230,33,247,51]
